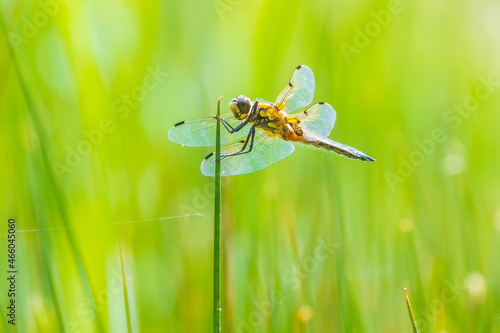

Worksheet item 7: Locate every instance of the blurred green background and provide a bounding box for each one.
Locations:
[1,0,500,331]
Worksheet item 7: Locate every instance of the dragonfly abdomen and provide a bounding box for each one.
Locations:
[300,131,375,162]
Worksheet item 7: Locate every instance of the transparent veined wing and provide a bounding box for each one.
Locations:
[201,128,295,176]
[275,65,315,112]
[168,113,250,147]
[290,102,336,138]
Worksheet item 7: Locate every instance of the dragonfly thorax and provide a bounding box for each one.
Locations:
[229,95,253,120]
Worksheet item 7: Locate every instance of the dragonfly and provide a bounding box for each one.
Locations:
[168,65,375,176]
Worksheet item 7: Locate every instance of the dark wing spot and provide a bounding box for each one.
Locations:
[296,65,302,70]
[174,121,185,127]
[318,102,325,105]
[304,110,308,115]
[204,152,214,160]
[288,82,293,87]
[239,140,245,143]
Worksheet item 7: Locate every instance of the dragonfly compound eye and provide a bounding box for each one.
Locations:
[229,95,251,120]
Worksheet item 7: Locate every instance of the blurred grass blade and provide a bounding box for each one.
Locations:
[213,96,223,332]
[0,7,105,332]
[404,288,418,333]
[120,246,133,333]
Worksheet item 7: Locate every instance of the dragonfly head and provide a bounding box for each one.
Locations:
[229,95,252,120]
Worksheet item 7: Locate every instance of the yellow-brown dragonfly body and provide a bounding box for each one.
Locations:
[168,65,374,176]
[233,98,374,162]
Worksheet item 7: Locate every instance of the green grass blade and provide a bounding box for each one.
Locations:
[120,246,133,333]
[404,288,418,333]
[213,96,223,332]
[0,8,105,332]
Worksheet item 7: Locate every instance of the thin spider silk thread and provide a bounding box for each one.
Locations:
[15,213,209,233]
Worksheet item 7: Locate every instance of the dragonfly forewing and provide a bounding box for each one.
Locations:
[168,113,249,147]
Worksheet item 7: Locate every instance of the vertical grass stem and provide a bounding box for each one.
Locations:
[213,96,223,332]
[404,288,418,333]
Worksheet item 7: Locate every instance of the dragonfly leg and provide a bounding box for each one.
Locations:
[219,126,256,160]
[216,116,248,134]
[213,126,255,162]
